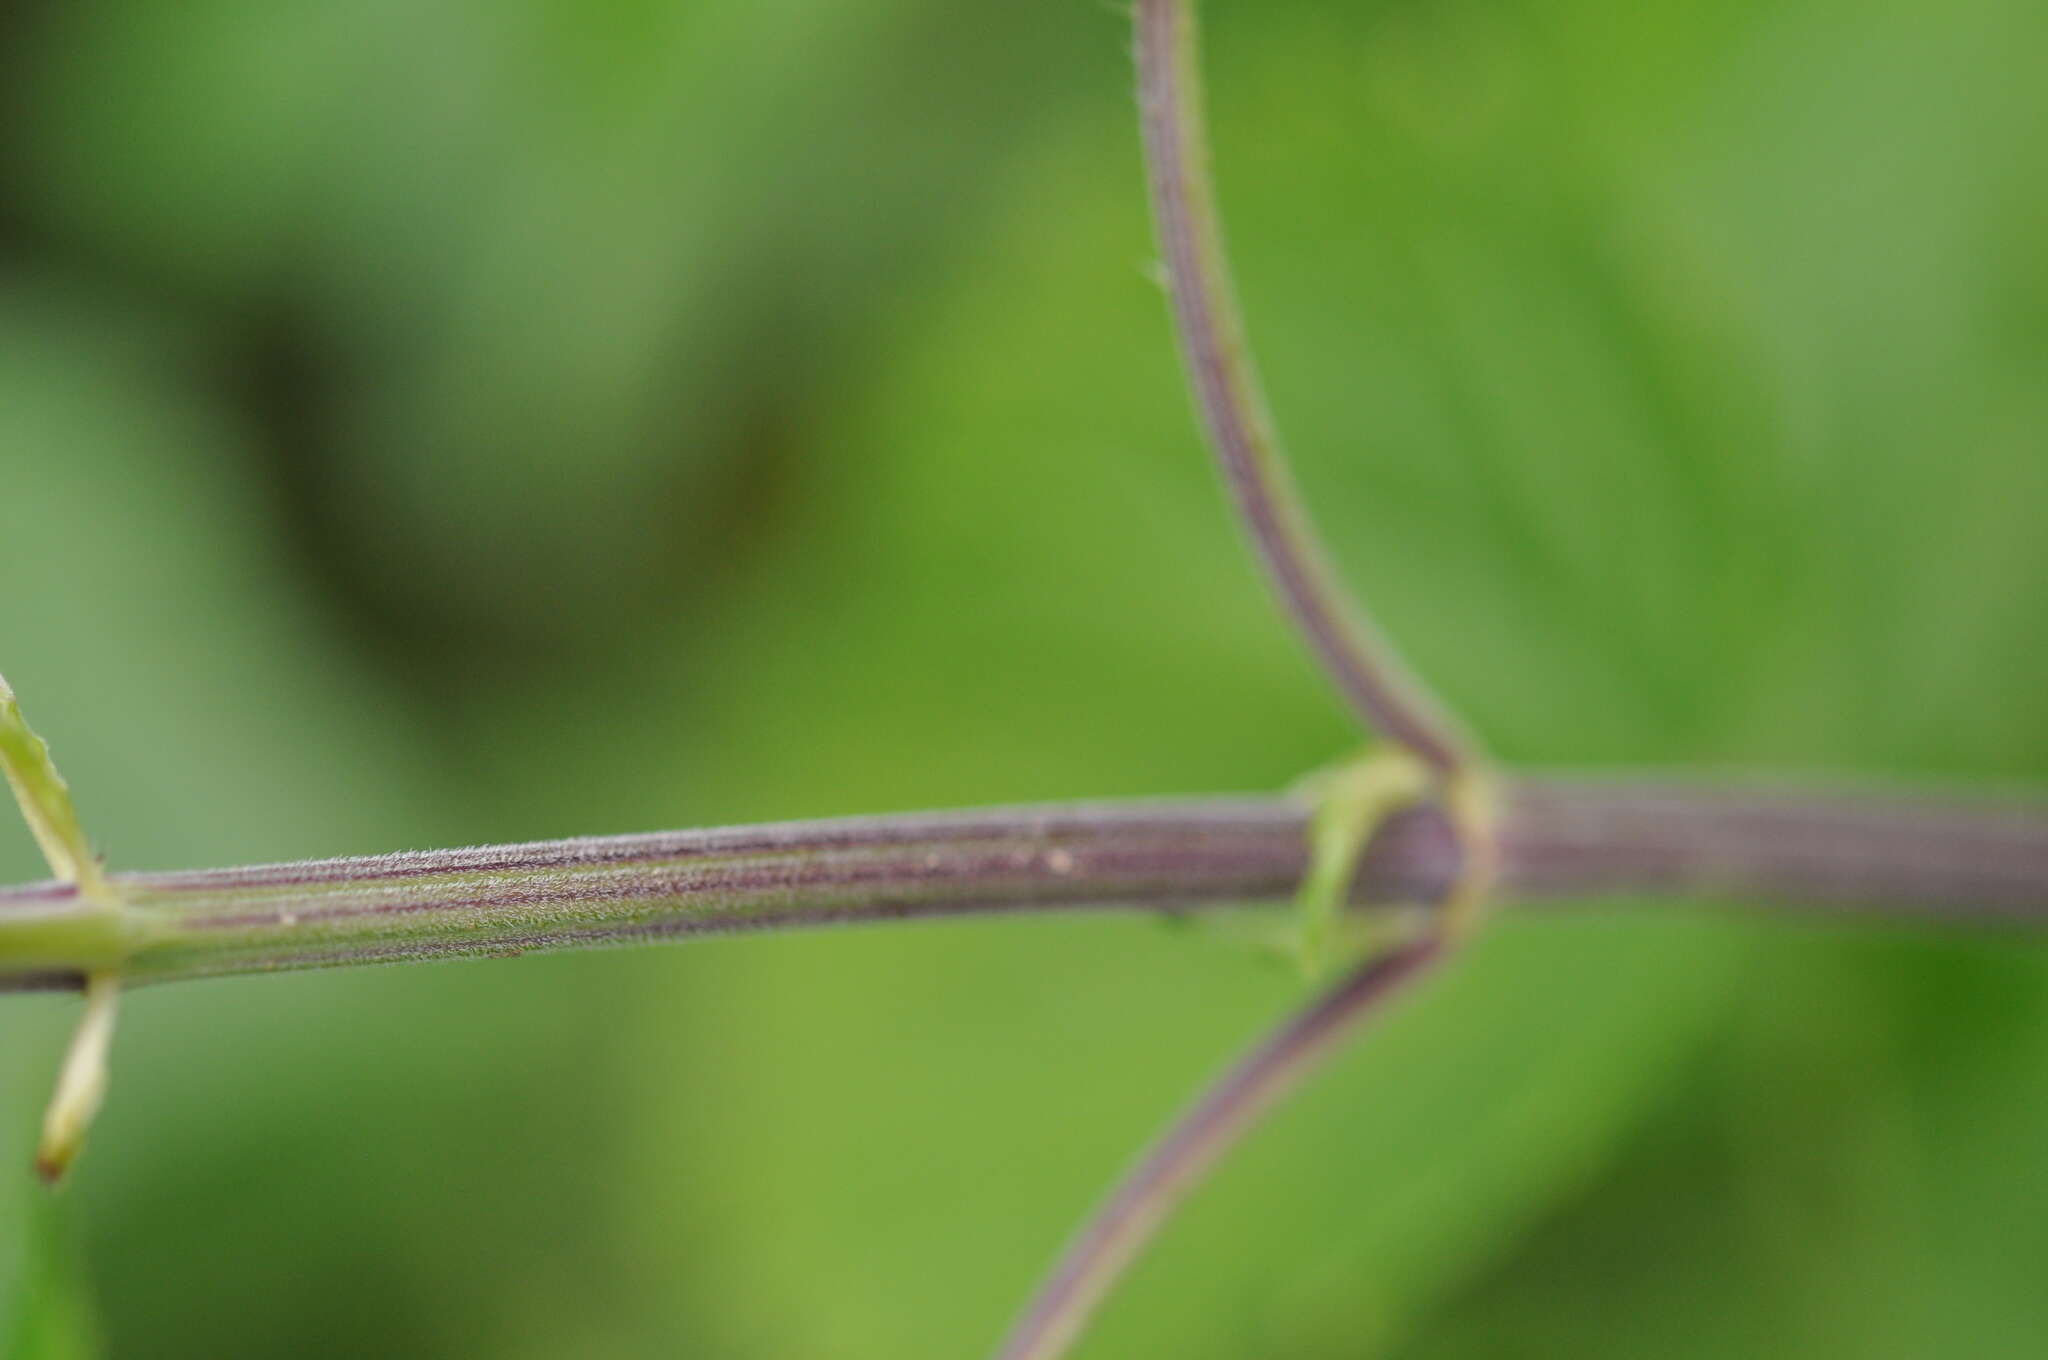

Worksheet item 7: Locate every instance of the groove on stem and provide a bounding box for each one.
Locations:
[1135,0,1473,775]
[992,932,1447,1360]
[0,799,1459,989]
[3,778,2045,991]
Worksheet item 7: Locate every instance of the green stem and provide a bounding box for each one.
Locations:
[0,672,108,897]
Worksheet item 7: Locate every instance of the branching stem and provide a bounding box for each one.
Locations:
[0,19,2040,1352]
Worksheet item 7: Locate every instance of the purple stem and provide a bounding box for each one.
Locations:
[992,932,1447,1360]
[1136,0,1472,773]
[1,776,2042,992]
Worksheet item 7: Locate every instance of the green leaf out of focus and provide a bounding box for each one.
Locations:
[0,0,2043,1356]
[2,1006,100,1359]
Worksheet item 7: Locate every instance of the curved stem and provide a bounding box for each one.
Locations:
[992,932,1447,1360]
[1135,0,1473,774]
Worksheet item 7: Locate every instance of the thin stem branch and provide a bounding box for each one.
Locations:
[37,970,118,1183]
[992,932,1446,1360]
[0,671,108,896]
[1135,0,1473,774]
[2,777,2043,991]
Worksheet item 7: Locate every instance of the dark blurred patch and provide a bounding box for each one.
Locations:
[0,0,55,264]
[218,289,810,700]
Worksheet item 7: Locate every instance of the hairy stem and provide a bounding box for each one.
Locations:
[1136,0,1473,774]
[2,777,2043,991]
[992,932,1445,1360]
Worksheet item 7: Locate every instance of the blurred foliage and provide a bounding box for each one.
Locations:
[0,0,2044,1355]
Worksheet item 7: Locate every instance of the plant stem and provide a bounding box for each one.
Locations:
[1135,0,1473,775]
[37,970,119,1183]
[992,932,1446,1360]
[0,671,108,897]
[0,800,1427,990]
[983,768,2048,1359]
[2,778,2043,991]
[1119,7,1496,1341]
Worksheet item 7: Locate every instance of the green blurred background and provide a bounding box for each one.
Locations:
[2,0,2045,1354]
